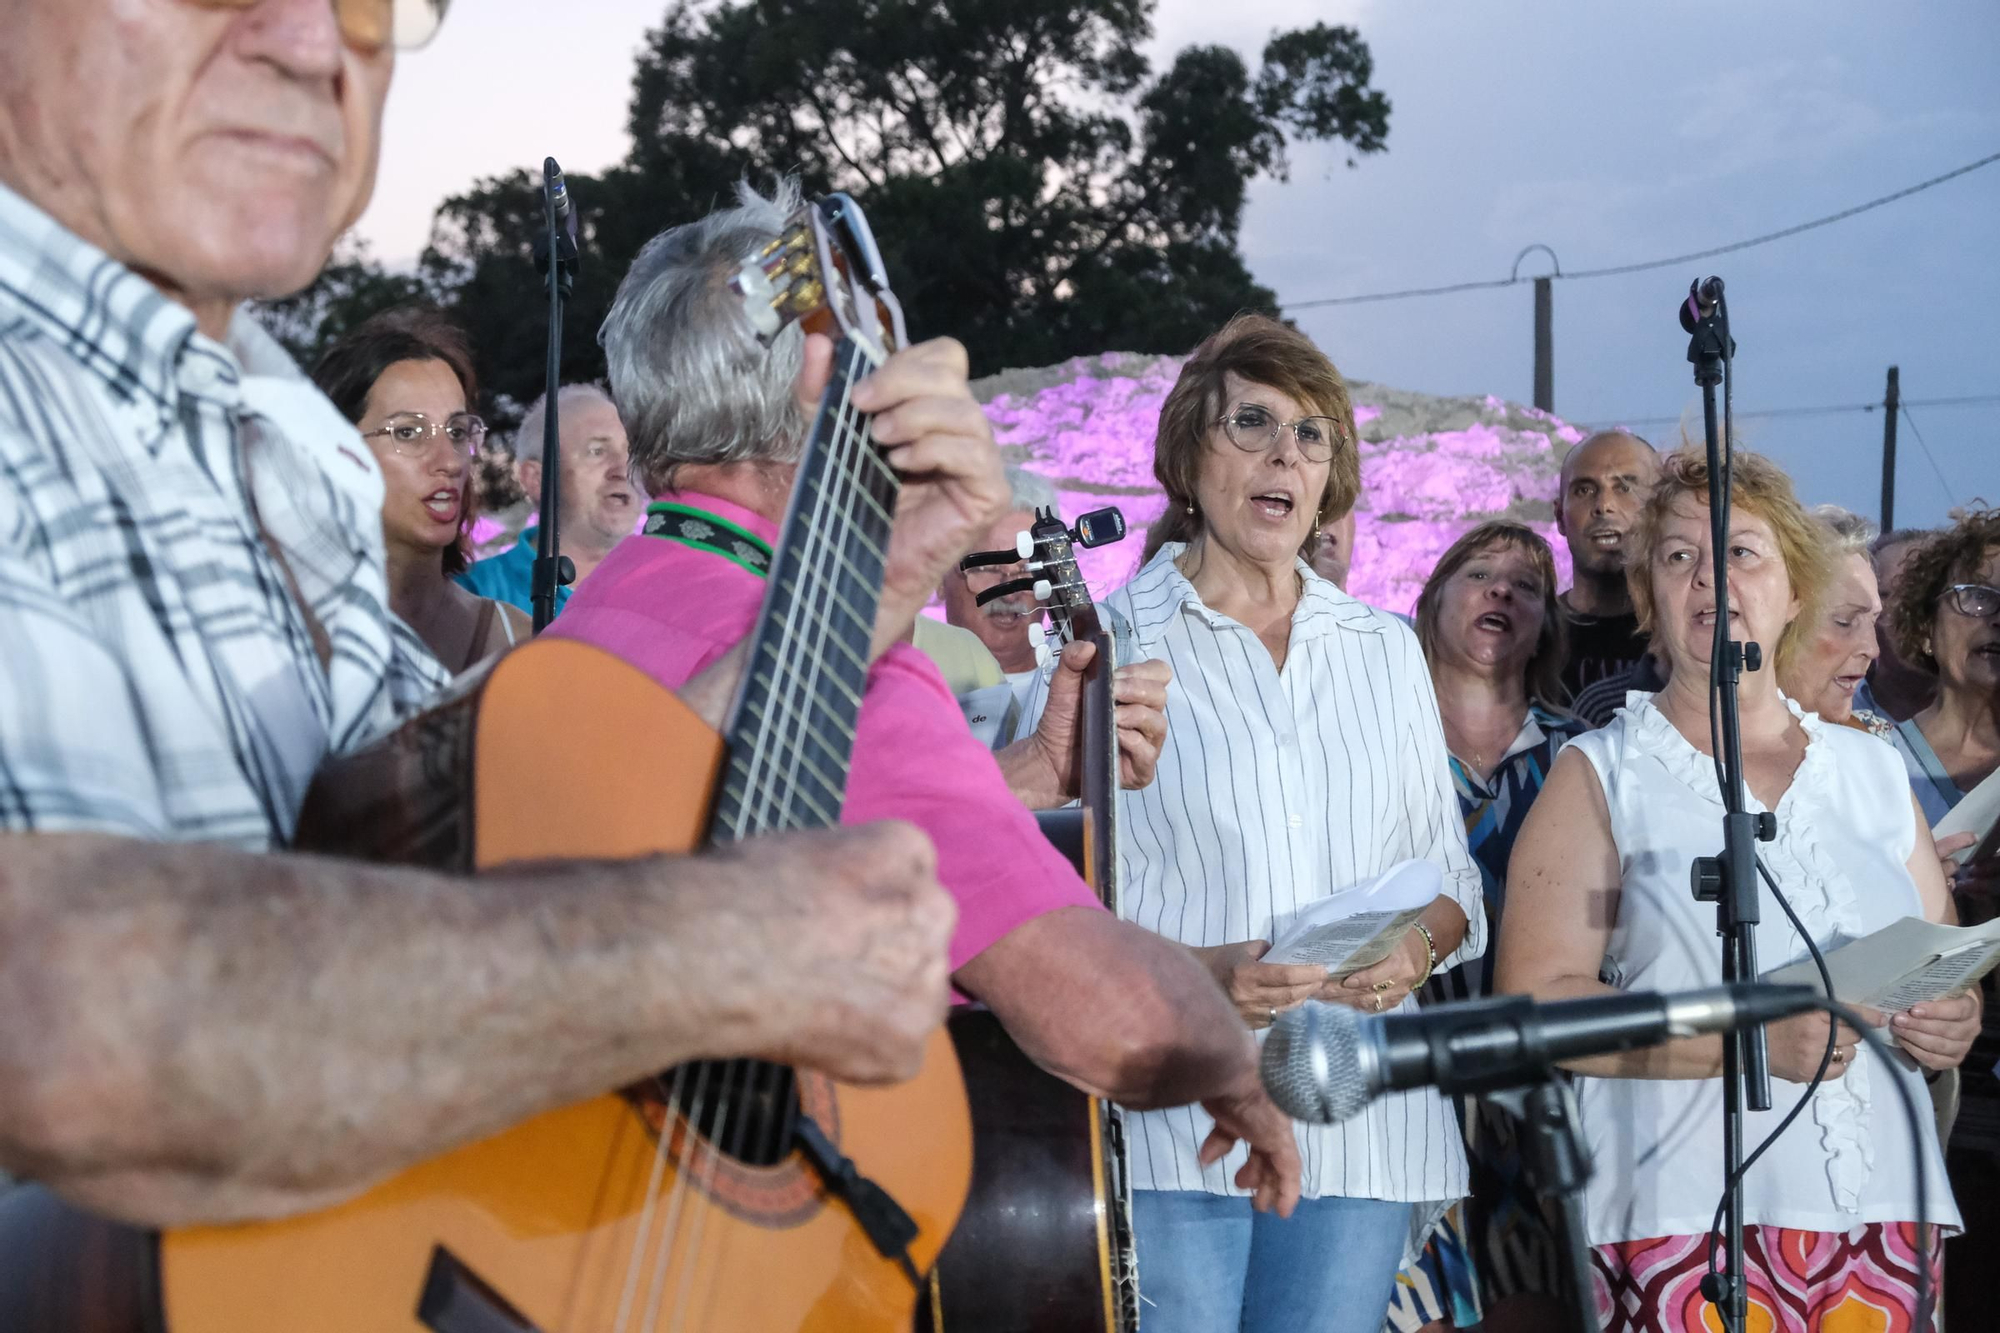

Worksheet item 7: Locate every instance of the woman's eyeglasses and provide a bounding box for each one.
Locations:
[184,0,451,52]
[1215,403,1345,464]
[362,412,486,456]
[1940,583,2000,619]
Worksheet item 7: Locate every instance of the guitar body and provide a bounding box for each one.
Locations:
[0,641,971,1333]
[918,1011,1136,1333]
[919,511,1140,1333]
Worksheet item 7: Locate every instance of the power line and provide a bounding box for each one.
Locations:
[1580,391,2000,429]
[1284,148,2000,311]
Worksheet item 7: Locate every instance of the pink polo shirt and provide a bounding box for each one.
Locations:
[545,490,1101,972]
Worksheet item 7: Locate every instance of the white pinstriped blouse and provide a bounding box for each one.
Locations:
[1024,544,1485,1213]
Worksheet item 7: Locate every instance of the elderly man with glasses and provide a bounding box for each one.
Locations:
[0,0,1014,1228]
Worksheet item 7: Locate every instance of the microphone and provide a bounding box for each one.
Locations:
[543,157,578,243]
[1678,275,1724,334]
[1261,983,1820,1124]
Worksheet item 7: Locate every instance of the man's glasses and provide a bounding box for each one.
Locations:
[1940,583,2000,619]
[186,0,451,52]
[362,412,486,456]
[1215,403,1345,464]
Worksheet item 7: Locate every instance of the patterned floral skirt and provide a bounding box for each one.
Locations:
[1591,1223,1943,1333]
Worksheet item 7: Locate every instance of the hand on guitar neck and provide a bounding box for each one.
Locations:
[998,641,1173,810]
[793,331,1009,663]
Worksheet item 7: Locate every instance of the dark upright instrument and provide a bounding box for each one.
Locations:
[0,192,971,1333]
[917,507,1140,1333]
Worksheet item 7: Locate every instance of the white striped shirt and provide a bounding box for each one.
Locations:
[0,182,445,849]
[1024,544,1485,1212]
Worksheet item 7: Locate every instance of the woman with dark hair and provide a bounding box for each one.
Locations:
[1884,509,2000,840]
[1389,521,1581,1333]
[311,307,528,672]
[1026,313,1484,1332]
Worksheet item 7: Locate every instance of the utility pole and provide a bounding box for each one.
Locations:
[1880,365,1900,531]
[1533,276,1553,413]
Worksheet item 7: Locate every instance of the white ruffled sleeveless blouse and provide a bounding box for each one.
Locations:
[1566,693,1960,1244]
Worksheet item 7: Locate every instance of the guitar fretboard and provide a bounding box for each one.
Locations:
[713,336,897,840]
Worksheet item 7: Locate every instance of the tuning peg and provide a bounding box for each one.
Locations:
[1033,636,1052,668]
[1015,530,1034,559]
[1032,579,1052,603]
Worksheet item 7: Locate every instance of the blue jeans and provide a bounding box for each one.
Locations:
[1133,1189,1413,1333]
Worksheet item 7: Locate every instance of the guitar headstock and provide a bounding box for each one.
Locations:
[961,505,1127,664]
[730,193,908,368]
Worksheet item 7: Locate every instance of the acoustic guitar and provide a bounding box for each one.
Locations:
[916,507,1139,1333]
[0,193,971,1333]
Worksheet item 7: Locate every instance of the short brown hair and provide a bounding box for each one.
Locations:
[1887,508,2000,672]
[1627,447,1832,681]
[1414,522,1571,711]
[310,305,483,578]
[1146,313,1362,561]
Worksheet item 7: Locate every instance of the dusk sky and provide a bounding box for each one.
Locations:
[358,0,1998,529]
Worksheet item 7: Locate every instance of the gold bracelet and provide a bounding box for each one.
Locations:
[1412,922,1437,988]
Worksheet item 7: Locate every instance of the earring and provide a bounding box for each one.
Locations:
[1185,500,1195,515]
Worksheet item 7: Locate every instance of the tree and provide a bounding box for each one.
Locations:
[254,237,431,371]
[418,0,1390,413]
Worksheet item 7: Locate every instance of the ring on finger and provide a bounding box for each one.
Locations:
[1372,980,1393,993]
[1267,1006,1278,1027]
[1373,993,1384,1012]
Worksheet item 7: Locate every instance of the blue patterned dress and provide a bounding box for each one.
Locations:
[1387,704,1585,1330]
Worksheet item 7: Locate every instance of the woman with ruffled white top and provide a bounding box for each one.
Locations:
[1494,447,1977,1332]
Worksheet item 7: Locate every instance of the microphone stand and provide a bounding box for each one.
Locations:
[1680,278,1773,1333]
[529,156,579,633]
[1484,1082,1599,1333]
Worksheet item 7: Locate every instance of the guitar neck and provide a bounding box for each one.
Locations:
[1078,627,1120,912]
[713,335,897,841]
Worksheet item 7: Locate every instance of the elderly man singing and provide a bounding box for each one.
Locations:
[0,0,1020,1228]
[546,181,1302,1212]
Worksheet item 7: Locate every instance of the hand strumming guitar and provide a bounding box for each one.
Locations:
[791,332,1008,662]
[705,820,958,1086]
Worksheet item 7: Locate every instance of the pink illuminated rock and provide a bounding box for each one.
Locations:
[973,352,1583,614]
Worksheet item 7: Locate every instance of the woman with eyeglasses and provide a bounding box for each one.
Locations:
[311,306,529,673]
[1024,314,1484,1332]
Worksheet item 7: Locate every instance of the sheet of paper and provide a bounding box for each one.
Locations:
[1266,905,1427,975]
[1264,859,1441,976]
[1764,915,2000,1013]
[1935,766,2000,865]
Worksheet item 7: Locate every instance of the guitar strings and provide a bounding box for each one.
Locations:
[664,349,872,1333]
[618,350,863,1333]
[633,337,878,1333]
[717,336,880,1207]
[665,340,878,1332]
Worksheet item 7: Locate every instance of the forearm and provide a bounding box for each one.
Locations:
[961,909,1257,1108]
[0,833,760,1225]
[1419,896,1469,969]
[1508,971,1724,1080]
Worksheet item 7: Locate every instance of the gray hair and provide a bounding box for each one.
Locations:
[600,179,809,495]
[512,382,617,470]
[1810,504,1878,556]
[1005,465,1060,515]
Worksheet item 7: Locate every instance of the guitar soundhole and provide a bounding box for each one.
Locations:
[658,1060,800,1167]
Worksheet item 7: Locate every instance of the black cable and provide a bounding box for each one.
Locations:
[1582,392,2000,430]
[1701,862,1835,1279]
[1283,148,2000,312]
